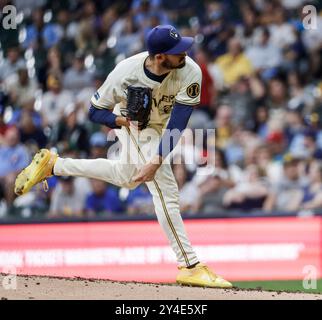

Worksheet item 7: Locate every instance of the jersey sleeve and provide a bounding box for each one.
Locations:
[90,65,125,110]
[175,62,202,106]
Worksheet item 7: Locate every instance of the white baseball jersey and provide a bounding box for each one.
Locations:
[90,51,202,134]
[55,51,202,267]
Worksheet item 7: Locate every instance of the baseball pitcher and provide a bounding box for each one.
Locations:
[14,25,232,288]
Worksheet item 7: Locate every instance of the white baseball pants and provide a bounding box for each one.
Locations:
[53,126,199,267]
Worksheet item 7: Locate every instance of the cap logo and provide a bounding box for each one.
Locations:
[170,28,179,40]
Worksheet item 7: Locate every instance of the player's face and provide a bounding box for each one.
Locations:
[161,53,187,69]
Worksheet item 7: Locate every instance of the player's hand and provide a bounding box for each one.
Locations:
[115,116,130,127]
[132,156,163,183]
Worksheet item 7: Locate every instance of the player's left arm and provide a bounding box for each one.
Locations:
[133,64,202,183]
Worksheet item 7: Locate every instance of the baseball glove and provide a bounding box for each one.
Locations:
[121,86,153,130]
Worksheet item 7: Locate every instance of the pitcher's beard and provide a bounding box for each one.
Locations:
[161,58,186,69]
[176,61,186,69]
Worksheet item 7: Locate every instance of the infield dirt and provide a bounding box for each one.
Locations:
[0,274,321,300]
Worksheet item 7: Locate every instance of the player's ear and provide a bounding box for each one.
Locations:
[155,53,164,61]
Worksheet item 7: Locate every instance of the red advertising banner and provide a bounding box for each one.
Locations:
[0,216,321,282]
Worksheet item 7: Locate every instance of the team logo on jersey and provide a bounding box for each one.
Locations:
[153,94,175,115]
[186,83,200,98]
[170,28,179,40]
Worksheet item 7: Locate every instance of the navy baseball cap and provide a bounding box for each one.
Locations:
[146,25,194,55]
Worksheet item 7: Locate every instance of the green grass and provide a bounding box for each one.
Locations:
[233,279,322,294]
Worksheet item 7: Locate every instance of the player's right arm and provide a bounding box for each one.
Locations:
[89,64,129,128]
[88,105,129,128]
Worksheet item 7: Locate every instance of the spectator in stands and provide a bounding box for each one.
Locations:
[265,130,286,161]
[225,76,257,128]
[49,176,91,217]
[301,13,322,79]
[55,9,78,68]
[302,128,322,159]
[46,46,63,77]
[172,161,195,213]
[50,103,90,156]
[214,105,234,150]
[265,154,307,212]
[13,0,45,17]
[223,164,269,211]
[6,66,39,108]
[194,176,225,215]
[283,29,308,73]
[245,28,283,73]
[112,14,143,57]
[0,127,30,206]
[18,110,47,150]
[223,127,255,167]
[289,126,322,160]
[0,47,26,82]
[259,0,280,26]
[269,8,296,50]
[193,49,217,119]
[301,10,322,53]
[89,131,108,159]
[236,3,261,48]
[40,72,74,127]
[214,37,253,87]
[132,0,170,31]
[202,2,234,58]
[85,179,124,216]
[98,6,119,44]
[284,107,307,147]
[253,105,269,140]
[266,77,289,111]
[7,98,43,130]
[126,184,154,216]
[299,160,322,211]
[22,7,63,50]
[254,144,282,185]
[192,147,235,215]
[63,51,93,95]
[287,70,315,114]
[75,1,99,54]
[243,135,264,167]
[172,129,202,174]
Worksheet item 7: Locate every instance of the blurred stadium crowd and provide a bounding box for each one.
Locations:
[0,0,322,219]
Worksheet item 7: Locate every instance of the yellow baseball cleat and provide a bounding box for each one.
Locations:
[176,263,233,288]
[14,149,58,196]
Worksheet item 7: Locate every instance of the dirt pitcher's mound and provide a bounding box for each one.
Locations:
[0,274,320,300]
